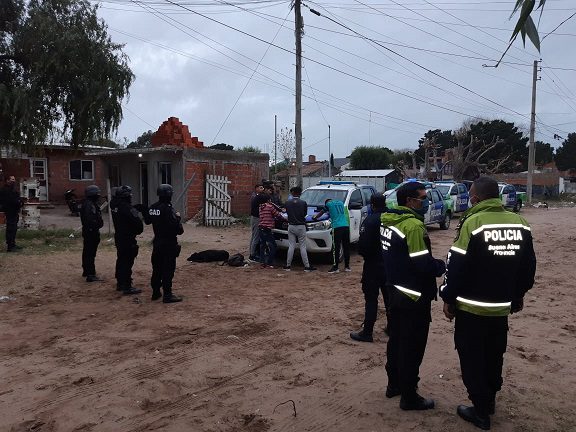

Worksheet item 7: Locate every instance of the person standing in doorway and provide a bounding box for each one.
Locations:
[80,185,104,282]
[0,176,23,252]
[283,186,316,272]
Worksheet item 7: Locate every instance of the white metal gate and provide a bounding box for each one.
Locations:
[205,175,232,226]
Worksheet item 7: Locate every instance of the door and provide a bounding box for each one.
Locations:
[457,184,469,212]
[139,162,149,207]
[347,188,363,242]
[30,158,48,201]
[428,190,444,224]
[360,186,375,224]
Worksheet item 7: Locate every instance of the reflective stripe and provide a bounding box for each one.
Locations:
[450,246,467,255]
[409,249,429,258]
[439,283,446,292]
[456,296,511,317]
[389,226,406,239]
[471,223,531,236]
[394,285,421,301]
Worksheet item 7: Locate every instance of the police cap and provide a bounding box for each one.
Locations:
[116,185,133,199]
[85,185,101,197]
[157,184,173,198]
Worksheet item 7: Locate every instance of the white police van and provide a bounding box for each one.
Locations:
[273,181,376,255]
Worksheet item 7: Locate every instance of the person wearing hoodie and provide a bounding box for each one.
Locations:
[440,177,536,431]
[380,182,446,411]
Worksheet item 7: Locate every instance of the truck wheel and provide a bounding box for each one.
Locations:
[440,212,451,230]
[513,200,522,212]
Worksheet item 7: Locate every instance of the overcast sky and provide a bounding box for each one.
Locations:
[95,0,576,161]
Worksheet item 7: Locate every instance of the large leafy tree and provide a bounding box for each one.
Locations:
[555,133,576,171]
[127,130,153,149]
[0,0,134,149]
[349,146,394,170]
[534,141,554,167]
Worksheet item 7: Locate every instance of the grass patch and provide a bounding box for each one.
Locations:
[0,228,114,254]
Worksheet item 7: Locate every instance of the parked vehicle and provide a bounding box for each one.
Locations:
[498,183,524,212]
[64,189,80,216]
[433,181,470,214]
[385,181,451,229]
[273,181,376,256]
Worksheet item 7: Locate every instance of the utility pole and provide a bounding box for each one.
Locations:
[527,60,540,204]
[274,114,277,176]
[294,0,303,187]
[328,124,331,177]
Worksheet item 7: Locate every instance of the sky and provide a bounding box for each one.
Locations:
[95,0,576,162]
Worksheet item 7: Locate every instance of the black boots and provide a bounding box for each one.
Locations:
[350,328,374,342]
[122,287,142,295]
[163,295,183,303]
[457,405,491,430]
[400,394,435,411]
[151,292,162,301]
[86,275,104,282]
[385,386,400,398]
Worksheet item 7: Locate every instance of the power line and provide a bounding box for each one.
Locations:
[542,11,576,41]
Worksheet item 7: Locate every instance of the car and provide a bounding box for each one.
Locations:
[385,182,451,230]
[272,181,377,256]
[433,181,470,214]
[498,183,524,212]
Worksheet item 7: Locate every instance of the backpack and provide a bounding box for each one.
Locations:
[223,253,246,267]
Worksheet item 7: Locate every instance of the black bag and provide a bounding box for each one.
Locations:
[223,253,246,267]
[187,249,230,262]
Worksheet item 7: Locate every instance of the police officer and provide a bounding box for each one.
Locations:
[440,177,536,430]
[380,182,445,411]
[350,193,389,342]
[145,184,183,303]
[80,185,104,282]
[1,175,23,252]
[111,185,143,295]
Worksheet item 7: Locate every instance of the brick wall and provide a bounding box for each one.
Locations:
[184,149,269,218]
[0,158,30,181]
[45,149,107,203]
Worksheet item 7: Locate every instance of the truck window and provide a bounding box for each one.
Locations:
[350,189,363,206]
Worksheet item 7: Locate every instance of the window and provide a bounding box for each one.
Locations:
[300,189,347,207]
[458,184,467,194]
[361,187,374,205]
[159,162,172,185]
[69,160,94,180]
[349,189,363,206]
[32,159,46,180]
[110,165,122,188]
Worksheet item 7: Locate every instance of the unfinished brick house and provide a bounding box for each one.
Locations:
[87,117,269,219]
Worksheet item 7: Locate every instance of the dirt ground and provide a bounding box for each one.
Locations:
[0,205,575,432]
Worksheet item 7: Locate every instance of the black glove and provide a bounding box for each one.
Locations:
[511,298,524,314]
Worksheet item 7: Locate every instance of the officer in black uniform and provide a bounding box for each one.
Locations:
[80,185,104,282]
[350,193,389,342]
[145,184,183,303]
[1,175,23,252]
[111,185,143,295]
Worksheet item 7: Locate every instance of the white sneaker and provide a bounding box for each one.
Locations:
[344,267,352,272]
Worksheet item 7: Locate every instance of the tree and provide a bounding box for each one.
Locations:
[555,133,576,171]
[0,0,134,149]
[349,146,393,170]
[277,127,295,162]
[510,0,546,52]
[127,130,153,149]
[534,141,554,167]
[237,146,261,153]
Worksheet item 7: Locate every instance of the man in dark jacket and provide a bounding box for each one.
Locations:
[145,184,184,303]
[80,185,104,282]
[350,193,388,342]
[381,182,445,411]
[1,176,23,252]
[111,185,143,295]
[248,184,266,262]
[440,177,536,430]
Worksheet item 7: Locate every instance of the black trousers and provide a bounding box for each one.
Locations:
[361,267,388,332]
[82,232,100,277]
[385,305,431,398]
[115,237,138,288]
[5,214,19,249]
[332,226,350,268]
[151,243,180,298]
[455,310,508,416]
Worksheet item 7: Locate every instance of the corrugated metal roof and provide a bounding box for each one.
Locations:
[337,169,395,177]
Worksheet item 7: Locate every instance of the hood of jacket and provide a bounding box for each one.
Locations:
[381,206,423,226]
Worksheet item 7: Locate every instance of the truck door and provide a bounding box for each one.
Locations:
[348,189,363,242]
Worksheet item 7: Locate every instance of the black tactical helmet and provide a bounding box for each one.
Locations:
[370,193,387,210]
[85,185,101,197]
[116,185,132,199]
[157,184,173,198]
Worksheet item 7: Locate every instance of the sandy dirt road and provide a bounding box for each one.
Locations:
[0,206,575,432]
